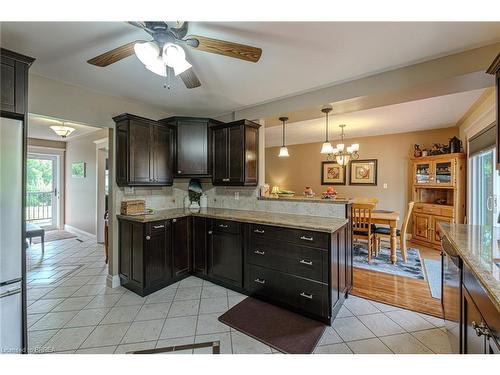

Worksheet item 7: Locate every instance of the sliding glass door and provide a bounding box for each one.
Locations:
[26,153,60,229]
[469,147,500,227]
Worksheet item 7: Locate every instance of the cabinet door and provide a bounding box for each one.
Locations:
[172,217,191,277]
[413,213,432,242]
[145,222,172,288]
[228,125,244,183]
[0,57,27,115]
[153,124,174,185]
[176,120,209,176]
[212,127,228,183]
[192,217,207,275]
[129,120,152,184]
[115,124,129,186]
[435,160,454,186]
[432,215,453,245]
[209,229,243,287]
[244,125,258,184]
[462,287,487,354]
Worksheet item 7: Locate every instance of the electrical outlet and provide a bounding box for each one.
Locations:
[234,192,240,200]
[383,183,388,189]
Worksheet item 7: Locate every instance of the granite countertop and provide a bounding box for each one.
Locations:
[257,196,352,204]
[117,207,348,233]
[440,223,500,312]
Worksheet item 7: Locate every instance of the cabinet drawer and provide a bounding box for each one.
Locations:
[414,204,441,215]
[248,264,328,318]
[440,206,454,218]
[212,219,240,234]
[247,237,326,282]
[148,221,169,235]
[250,223,329,249]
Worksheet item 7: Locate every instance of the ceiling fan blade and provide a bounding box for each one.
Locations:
[179,68,201,89]
[185,35,262,63]
[87,40,146,67]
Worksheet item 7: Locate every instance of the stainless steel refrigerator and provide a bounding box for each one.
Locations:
[0,116,26,354]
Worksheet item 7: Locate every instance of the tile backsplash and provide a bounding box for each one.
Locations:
[116,180,346,219]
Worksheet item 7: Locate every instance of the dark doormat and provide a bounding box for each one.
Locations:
[218,297,326,354]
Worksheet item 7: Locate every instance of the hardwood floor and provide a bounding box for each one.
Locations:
[351,240,443,317]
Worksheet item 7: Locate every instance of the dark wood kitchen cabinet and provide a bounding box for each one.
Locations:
[172,216,191,277]
[461,265,499,354]
[211,119,260,186]
[487,52,500,169]
[160,116,222,177]
[208,219,243,288]
[113,113,174,187]
[192,216,208,275]
[1,49,34,116]
[118,219,173,296]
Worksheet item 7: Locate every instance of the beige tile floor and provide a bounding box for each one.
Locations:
[26,236,451,354]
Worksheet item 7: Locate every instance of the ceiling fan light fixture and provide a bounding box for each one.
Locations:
[145,57,167,77]
[50,125,75,138]
[163,43,191,76]
[134,41,160,66]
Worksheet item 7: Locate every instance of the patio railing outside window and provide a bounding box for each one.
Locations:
[26,191,53,223]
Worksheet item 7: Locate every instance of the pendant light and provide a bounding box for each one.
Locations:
[278,116,290,157]
[320,105,335,154]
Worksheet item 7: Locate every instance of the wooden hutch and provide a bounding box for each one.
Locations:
[411,153,466,250]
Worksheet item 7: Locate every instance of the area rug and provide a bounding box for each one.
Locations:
[31,230,77,244]
[353,242,425,280]
[423,259,442,299]
[218,297,326,354]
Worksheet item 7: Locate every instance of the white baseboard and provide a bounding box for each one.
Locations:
[64,224,96,239]
[106,274,121,288]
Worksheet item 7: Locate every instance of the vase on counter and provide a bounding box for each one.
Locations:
[303,186,315,197]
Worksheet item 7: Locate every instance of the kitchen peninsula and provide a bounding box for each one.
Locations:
[117,208,351,324]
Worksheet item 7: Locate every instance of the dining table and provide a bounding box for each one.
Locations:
[370,209,400,264]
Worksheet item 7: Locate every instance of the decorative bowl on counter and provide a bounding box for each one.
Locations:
[277,189,295,198]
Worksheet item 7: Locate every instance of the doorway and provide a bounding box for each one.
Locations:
[26,153,61,229]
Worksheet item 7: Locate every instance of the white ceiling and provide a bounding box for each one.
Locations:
[265,89,484,147]
[1,22,499,117]
[28,114,102,141]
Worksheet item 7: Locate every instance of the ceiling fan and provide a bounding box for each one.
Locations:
[87,21,263,89]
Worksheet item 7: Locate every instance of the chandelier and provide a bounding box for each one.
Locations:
[328,124,359,166]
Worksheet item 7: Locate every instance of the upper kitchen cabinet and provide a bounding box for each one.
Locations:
[487,52,500,169]
[1,48,35,117]
[113,113,174,187]
[160,116,223,178]
[211,119,260,186]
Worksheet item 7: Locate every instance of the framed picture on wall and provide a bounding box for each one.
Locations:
[321,161,346,185]
[71,162,86,178]
[349,159,377,185]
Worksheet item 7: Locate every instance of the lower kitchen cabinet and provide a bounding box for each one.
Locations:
[172,217,191,277]
[462,265,499,354]
[118,214,351,324]
[208,219,243,288]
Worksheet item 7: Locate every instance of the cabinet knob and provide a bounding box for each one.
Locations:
[178,170,182,174]
[172,219,177,223]
[146,235,151,240]
[208,230,213,235]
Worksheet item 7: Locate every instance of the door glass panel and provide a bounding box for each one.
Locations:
[415,163,431,184]
[469,148,494,227]
[435,162,452,184]
[26,154,58,229]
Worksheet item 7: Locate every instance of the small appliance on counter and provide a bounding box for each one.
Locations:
[188,178,203,210]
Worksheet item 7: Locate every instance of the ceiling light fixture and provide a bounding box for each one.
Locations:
[50,123,75,138]
[278,116,290,157]
[320,105,335,154]
[330,124,359,166]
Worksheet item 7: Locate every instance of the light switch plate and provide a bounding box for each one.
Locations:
[383,183,388,189]
[234,192,240,200]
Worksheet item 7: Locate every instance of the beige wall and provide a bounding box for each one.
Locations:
[27,137,66,149]
[65,129,108,235]
[265,127,459,222]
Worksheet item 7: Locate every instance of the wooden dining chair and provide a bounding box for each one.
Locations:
[352,197,379,206]
[374,201,415,262]
[351,203,377,262]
